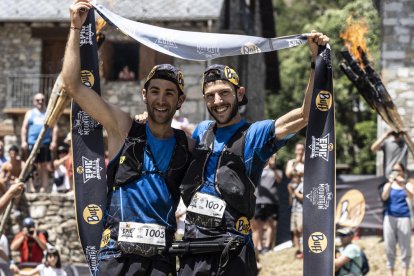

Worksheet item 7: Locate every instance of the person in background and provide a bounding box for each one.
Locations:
[286,141,305,259]
[11,217,47,264]
[381,162,413,276]
[52,145,71,193]
[21,93,58,192]
[335,228,363,276]
[0,145,24,195]
[118,65,135,81]
[16,247,67,276]
[251,154,281,255]
[371,130,408,177]
[0,140,8,168]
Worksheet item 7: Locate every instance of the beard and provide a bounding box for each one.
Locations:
[207,97,239,125]
[146,103,176,125]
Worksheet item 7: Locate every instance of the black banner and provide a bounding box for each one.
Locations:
[71,10,107,274]
[303,46,335,276]
[336,175,385,229]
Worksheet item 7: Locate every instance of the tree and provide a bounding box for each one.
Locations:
[267,0,380,174]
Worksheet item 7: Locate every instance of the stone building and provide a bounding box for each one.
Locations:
[378,0,414,173]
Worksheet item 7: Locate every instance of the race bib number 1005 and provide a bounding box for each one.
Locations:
[118,222,166,246]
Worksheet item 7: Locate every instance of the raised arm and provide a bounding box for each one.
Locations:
[274,31,329,140]
[61,0,132,158]
[371,130,392,152]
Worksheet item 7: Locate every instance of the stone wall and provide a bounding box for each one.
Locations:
[7,193,85,264]
[379,0,414,173]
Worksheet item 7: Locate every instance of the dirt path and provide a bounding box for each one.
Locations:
[259,236,414,275]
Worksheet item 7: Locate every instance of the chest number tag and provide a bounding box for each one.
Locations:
[187,192,226,218]
[118,222,166,246]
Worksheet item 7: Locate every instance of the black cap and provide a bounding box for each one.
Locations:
[144,64,184,94]
[336,228,354,237]
[23,217,35,228]
[202,64,248,105]
[57,145,68,154]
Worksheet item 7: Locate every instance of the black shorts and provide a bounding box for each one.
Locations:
[253,204,278,221]
[179,244,257,276]
[29,144,51,163]
[96,255,176,276]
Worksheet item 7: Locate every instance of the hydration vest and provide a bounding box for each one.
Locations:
[107,122,191,205]
[181,122,256,219]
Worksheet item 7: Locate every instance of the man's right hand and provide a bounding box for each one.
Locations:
[8,182,25,198]
[70,0,92,29]
[21,141,28,151]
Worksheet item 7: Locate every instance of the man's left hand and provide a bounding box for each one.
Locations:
[307,30,330,60]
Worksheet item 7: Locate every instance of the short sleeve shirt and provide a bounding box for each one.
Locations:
[337,244,363,276]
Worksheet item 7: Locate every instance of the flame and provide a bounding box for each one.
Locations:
[96,17,107,34]
[340,17,369,65]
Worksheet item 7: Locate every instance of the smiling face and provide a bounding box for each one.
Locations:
[203,80,244,127]
[142,79,185,126]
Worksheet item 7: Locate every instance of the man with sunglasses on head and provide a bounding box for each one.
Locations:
[61,1,193,275]
[179,31,329,275]
[21,93,58,193]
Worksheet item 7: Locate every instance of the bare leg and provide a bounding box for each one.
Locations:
[251,219,264,252]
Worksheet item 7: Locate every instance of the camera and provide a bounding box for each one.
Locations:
[28,229,34,235]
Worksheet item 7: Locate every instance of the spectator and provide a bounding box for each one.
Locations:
[335,228,363,275]
[0,140,7,167]
[63,134,73,192]
[21,93,58,193]
[0,145,24,194]
[381,162,413,276]
[0,234,9,264]
[10,217,47,264]
[16,247,66,276]
[251,154,281,255]
[286,141,305,259]
[52,145,71,193]
[371,130,408,177]
[118,65,135,81]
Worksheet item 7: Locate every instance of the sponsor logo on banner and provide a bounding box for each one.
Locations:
[306,183,333,210]
[309,134,334,162]
[76,156,103,183]
[316,90,333,111]
[235,217,250,235]
[336,189,366,227]
[100,228,111,248]
[155,35,177,50]
[241,43,262,54]
[308,232,328,253]
[80,24,94,46]
[287,39,306,48]
[74,111,100,136]
[83,204,103,224]
[85,246,98,272]
[80,70,95,88]
[197,44,220,59]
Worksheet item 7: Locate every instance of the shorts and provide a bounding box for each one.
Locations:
[96,255,176,276]
[253,204,278,221]
[290,212,303,232]
[29,144,51,163]
[179,243,257,276]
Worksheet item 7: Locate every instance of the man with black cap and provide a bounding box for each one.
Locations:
[61,1,193,274]
[179,31,329,275]
[335,228,364,276]
[11,217,47,264]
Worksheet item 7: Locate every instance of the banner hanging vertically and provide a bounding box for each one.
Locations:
[303,45,335,276]
[71,9,107,274]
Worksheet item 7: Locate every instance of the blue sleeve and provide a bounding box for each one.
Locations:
[244,120,293,183]
[192,120,214,146]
